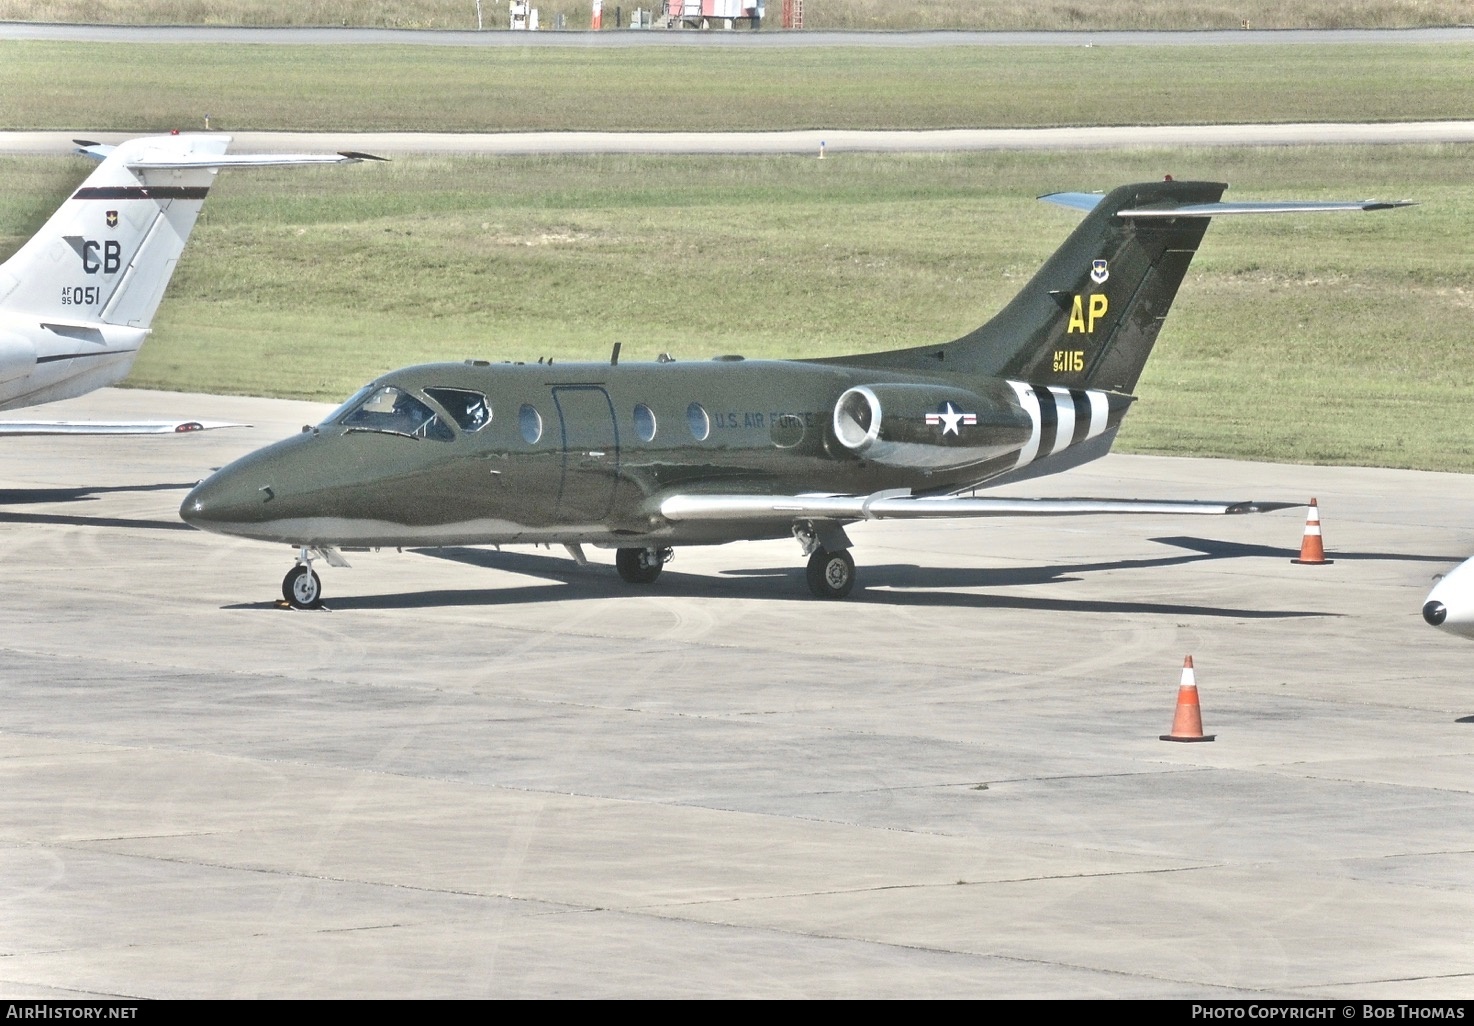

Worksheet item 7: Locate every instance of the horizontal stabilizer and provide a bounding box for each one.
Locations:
[661,492,1301,523]
[1040,191,1414,217]
[1119,199,1415,217]
[73,140,114,161]
[0,419,244,436]
[125,151,386,170]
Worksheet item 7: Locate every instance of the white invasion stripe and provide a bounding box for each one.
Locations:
[1007,380,1041,468]
[1047,386,1075,456]
[1087,390,1107,439]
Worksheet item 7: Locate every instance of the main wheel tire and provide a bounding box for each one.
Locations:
[806,548,856,599]
[616,547,665,584]
[282,565,323,609]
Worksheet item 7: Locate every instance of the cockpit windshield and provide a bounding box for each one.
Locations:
[325,384,454,441]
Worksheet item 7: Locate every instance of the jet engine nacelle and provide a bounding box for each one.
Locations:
[0,330,37,387]
[832,381,1032,469]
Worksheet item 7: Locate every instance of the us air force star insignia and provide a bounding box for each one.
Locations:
[1091,259,1109,284]
[925,401,978,436]
[105,210,119,229]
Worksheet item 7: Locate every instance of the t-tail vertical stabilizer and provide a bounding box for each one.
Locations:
[0,135,379,418]
[825,180,1412,484]
[843,180,1413,399]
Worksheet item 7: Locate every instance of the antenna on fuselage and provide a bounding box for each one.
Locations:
[610,342,622,366]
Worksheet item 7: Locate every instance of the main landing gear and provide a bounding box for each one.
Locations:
[616,546,672,584]
[795,521,857,600]
[805,547,856,600]
[614,527,859,599]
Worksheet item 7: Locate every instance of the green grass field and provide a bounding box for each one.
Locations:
[3,25,1471,472]
[1,0,1467,31]
[3,40,1472,132]
[4,146,1468,471]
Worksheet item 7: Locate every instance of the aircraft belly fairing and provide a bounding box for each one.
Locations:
[179,179,1410,605]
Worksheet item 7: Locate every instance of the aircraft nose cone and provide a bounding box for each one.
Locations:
[180,469,269,532]
[180,477,223,527]
[1423,600,1448,627]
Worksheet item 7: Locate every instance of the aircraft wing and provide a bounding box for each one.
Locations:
[659,492,1299,522]
[0,420,243,436]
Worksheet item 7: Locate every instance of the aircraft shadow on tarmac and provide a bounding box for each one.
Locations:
[0,482,197,532]
[223,544,1335,617]
[1151,535,1465,564]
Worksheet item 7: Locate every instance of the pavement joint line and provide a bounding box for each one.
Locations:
[630,910,1270,992]
[41,842,602,910]
[637,864,1233,913]
[1298,971,1474,990]
[0,627,1061,680]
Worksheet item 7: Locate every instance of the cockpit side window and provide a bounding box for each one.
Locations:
[425,387,491,432]
[328,385,454,442]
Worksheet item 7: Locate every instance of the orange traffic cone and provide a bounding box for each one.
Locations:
[1160,656,1216,742]
[1290,498,1333,565]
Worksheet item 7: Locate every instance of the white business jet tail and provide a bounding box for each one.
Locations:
[0,134,377,425]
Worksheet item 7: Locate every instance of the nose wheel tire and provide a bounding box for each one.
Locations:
[283,565,323,609]
[616,547,667,584]
[806,548,856,599]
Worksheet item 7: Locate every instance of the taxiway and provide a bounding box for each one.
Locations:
[2,388,1473,998]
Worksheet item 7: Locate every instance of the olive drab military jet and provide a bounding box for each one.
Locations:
[0,135,375,434]
[180,179,1410,606]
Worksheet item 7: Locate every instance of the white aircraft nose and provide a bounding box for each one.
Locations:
[1424,557,1474,639]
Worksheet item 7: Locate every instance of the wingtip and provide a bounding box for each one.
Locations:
[339,151,390,162]
[1225,500,1304,515]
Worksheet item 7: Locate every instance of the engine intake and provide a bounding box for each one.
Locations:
[831,382,1032,470]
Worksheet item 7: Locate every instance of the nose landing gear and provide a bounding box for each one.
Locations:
[280,545,349,609]
[283,562,322,609]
